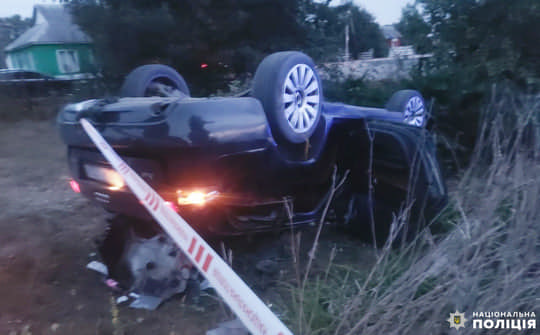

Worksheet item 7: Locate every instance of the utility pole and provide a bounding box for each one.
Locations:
[344,23,350,61]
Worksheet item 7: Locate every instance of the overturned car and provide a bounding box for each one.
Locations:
[58,51,447,301]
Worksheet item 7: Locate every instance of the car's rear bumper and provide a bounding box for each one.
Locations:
[66,145,314,235]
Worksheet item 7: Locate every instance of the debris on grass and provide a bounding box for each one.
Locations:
[86,260,108,276]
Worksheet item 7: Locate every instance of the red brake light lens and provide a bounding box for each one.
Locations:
[69,179,81,193]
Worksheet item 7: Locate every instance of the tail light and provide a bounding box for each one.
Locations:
[177,189,219,206]
[69,179,81,193]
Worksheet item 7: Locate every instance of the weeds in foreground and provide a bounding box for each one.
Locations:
[284,90,540,334]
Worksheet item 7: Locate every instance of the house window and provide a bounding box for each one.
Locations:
[56,49,80,73]
[10,53,35,70]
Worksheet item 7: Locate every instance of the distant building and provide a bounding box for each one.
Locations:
[4,4,96,79]
[381,25,402,48]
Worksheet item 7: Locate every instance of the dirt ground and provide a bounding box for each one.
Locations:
[0,120,376,335]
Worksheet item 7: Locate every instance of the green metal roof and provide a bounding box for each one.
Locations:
[5,4,91,52]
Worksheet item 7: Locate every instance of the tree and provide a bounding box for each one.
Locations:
[396,0,540,155]
[345,4,388,58]
[70,0,306,94]
[70,0,389,93]
[300,1,387,60]
[0,15,32,68]
[396,4,432,54]
[418,0,540,84]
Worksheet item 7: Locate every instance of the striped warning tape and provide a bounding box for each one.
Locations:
[80,118,292,335]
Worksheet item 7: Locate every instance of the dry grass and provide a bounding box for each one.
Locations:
[284,89,540,334]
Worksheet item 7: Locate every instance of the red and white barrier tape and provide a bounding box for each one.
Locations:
[80,119,292,335]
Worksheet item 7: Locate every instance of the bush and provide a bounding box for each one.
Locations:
[321,71,523,168]
[323,77,403,108]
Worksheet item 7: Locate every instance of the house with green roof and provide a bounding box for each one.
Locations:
[4,4,96,79]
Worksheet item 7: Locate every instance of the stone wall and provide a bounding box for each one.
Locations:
[320,54,431,81]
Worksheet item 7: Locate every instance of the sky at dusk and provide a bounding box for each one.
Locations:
[0,0,413,25]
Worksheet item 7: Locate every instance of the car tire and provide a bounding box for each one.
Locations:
[386,90,426,127]
[120,64,190,97]
[252,51,323,144]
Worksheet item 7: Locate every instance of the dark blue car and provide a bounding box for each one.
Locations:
[58,51,446,242]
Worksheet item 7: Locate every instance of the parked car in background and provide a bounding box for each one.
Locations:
[0,69,72,95]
